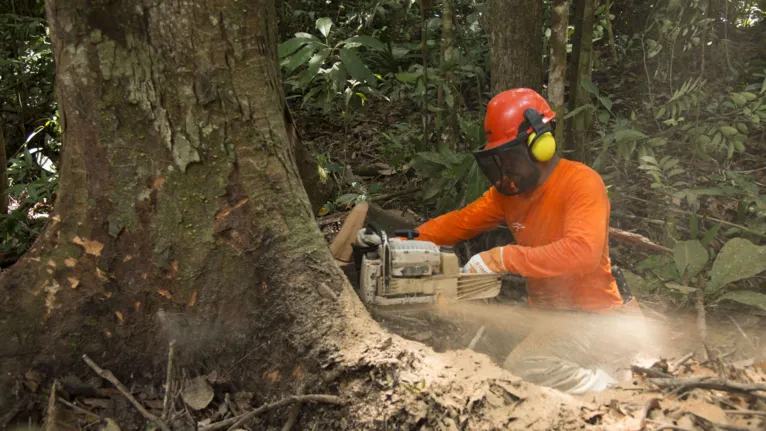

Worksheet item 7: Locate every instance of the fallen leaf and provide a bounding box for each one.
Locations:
[105,330,112,338]
[143,399,164,409]
[123,255,133,262]
[102,418,121,431]
[188,291,198,307]
[52,215,61,222]
[96,268,109,281]
[134,302,141,312]
[47,260,56,267]
[142,273,148,280]
[82,398,111,409]
[115,311,124,323]
[206,371,218,383]
[264,369,280,383]
[68,277,80,289]
[375,162,394,175]
[293,365,304,380]
[29,257,41,262]
[64,258,77,267]
[182,376,215,410]
[46,268,54,274]
[72,236,104,257]
[158,289,173,300]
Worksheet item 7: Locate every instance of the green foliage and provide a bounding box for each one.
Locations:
[410,143,488,213]
[279,17,387,113]
[673,240,708,279]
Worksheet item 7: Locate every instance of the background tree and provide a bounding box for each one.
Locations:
[489,0,544,94]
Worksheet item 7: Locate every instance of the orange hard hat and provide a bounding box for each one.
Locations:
[484,88,556,149]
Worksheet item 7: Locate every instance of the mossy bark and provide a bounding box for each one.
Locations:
[0,1,594,429]
[567,0,598,162]
[489,0,544,95]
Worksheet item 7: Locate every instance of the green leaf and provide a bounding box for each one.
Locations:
[279,37,314,59]
[707,238,766,293]
[673,240,708,279]
[316,17,333,38]
[720,126,739,137]
[395,71,421,83]
[700,223,722,247]
[330,63,347,92]
[716,290,766,311]
[563,103,595,119]
[336,193,359,204]
[665,282,697,294]
[614,129,648,142]
[339,48,377,87]
[711,132,722,148]
[299,48,332,85]
[580,79,599,96]
[599,96,613,111]
[344,35,386,51]
[465,164,489,202]
[598,110,610,124]
[284,45,318,75]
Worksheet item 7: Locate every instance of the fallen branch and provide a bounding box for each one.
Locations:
[57,398,102,420]
[618,194,766,239]
[638,397,661,431]
[609,227,672,253]
[668,352,694,374]
[650,376,766,400]
[281,384,306,431]
[724,409,766,417]
[162,340,176,422]
[201,394,344,431]
[632,366,674,379]
[82,354,171,431]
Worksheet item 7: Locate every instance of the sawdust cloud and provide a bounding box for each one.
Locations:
[433,301,709,372]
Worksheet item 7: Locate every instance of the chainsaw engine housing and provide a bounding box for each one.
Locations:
[357,235,502,306]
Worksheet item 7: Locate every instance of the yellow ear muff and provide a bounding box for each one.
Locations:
[527,131,556,162]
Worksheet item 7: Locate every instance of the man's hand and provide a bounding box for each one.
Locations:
[356,228,382,247]
[461,247,507,274]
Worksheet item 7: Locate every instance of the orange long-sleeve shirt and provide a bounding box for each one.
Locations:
[416,159,623,313]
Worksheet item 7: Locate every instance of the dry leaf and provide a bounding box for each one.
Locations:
[105,330,112,338]
[182,376,215,410]
[141,273,148,280]
[292,365,304,380]
[134,302,141,312]
[29,257,41,262]
[102,418,121,431]
[115,311,124,323]
[64,258,77,267]
[96,268,109,281]
[46,268,54,274]
[264,369,280,383]
[72,236,104,257]
[52,215,61,222]
[47,259,56,267]
[158,289,173,300]
[188,291,198,307]
[68,277,80,289]
[123,255,133,262]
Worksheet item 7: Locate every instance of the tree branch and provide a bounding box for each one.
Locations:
[82,355,171,431]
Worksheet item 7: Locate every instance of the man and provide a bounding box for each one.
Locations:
[357,88,647,394]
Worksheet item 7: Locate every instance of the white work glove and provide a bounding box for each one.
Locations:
[356,228,382,247]
[461,248,506,274]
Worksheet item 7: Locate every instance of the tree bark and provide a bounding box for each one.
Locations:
[0,0,595,429]
[567,0,598,161]
[548,0,570,148]
[0,126,7,215]
[440,0,459,149]
[489,0,544,94]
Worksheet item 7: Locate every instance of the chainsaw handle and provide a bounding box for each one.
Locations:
[393,229,419,240]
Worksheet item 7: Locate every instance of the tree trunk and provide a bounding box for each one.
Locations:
[489,0,544,94]
[0,0,593,428]
[548,0,570,148]
[441,0,459,149]
[567,0,598,162]
[1,125,7,215]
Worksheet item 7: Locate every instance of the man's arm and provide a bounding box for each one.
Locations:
[499,171,608,277]
[416,187,506,246]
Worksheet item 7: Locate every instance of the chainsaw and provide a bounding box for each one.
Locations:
[351,226,502,306]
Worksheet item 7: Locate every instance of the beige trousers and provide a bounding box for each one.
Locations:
[502,303,648,394]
